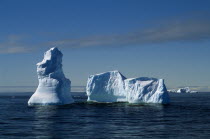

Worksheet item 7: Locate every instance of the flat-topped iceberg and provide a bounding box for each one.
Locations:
[86,70,127,102]
[86,71,170,104]
[28,47,74,105]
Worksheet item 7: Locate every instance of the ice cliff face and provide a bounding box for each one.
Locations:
[28,47,74,105]
[86,71,127,102]
[86,71,170,104]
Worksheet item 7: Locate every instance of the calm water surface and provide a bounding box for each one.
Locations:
[0,92,210,138]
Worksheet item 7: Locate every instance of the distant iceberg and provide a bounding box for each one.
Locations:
[86,71,170,104]
[176,87,198,93]
[28,47,74,105]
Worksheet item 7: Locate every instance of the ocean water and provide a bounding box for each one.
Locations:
[0,92,210,138]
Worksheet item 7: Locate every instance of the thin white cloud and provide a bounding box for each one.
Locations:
[1,16,210,54]
[49,19,210,48]
[0,35,33,54]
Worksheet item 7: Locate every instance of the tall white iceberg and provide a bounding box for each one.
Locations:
[86,71,170,104]
[86,71,127,102]
[28,47,74,105]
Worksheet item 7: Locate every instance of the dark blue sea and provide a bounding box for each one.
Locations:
[0,92,210,138]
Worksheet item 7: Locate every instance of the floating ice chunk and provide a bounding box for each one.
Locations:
[28,47,74,105]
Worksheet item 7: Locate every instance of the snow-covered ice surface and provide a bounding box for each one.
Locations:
[28,47,74,105]
[86,71,170,104]
[86,71,127,102]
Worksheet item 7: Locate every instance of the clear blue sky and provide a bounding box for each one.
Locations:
[0,0,210,91]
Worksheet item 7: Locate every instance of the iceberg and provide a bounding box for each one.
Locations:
[86,70,127,102]
[86,71,170,104]
[28,47,74,105]
[177,87,198,93]
[177,87,190,93]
